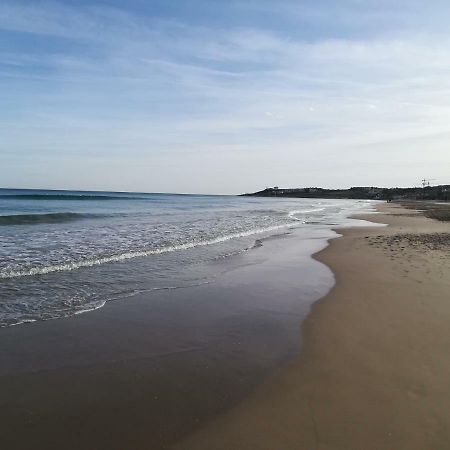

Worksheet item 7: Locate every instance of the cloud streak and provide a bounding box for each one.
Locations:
[1,1,450,192]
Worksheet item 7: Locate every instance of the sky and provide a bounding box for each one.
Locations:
[1,1,450,194]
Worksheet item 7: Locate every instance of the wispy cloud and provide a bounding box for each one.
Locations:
[1,1,450,192]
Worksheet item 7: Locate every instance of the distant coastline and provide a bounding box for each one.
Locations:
[242,184,450,201]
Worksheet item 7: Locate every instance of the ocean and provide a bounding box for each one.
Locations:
[0,189,375,327]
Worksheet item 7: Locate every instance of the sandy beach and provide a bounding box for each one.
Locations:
[4,1,450,448]
[1,202,449,450]
[175,203,450,450]
[0,217,335,450]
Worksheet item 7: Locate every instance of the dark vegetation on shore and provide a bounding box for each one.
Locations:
[400,201,450,222]
[243,185,450,202]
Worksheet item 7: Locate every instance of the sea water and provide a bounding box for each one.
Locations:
[0,189,375,327]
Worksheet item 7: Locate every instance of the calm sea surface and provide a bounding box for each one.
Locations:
[0,189,374,327]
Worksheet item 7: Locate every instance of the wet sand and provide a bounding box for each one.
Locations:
[0,228,336,450]
[175,203,450,449]
[3,203,449,450]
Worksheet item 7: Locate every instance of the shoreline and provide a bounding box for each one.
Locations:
[174,203,450,449]
[3,202,448,449]
[0,216,344,450]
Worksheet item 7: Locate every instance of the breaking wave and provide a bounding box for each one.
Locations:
[0,222,297,279]
[0,193,145,201]
[0,212,103,225]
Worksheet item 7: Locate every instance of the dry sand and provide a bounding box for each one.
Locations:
[174,203,450,450]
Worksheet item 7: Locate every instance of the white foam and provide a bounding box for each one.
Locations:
[0,222,299,279]
[287,207,325,220]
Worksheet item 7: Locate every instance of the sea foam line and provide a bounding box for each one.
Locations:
[287,207,325,220]
[0,222,298,279]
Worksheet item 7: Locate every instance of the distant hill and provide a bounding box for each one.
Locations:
[242,185,450,201]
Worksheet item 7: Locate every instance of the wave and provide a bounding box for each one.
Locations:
[287,207,325,220]
[0,212,102,225]
[0,222,298,279]
[4,299,107,328]
[0,193,145,201]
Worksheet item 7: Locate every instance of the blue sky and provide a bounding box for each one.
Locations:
[1,1,449,193]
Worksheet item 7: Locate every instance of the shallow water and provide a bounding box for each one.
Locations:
[0,189,375,327]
